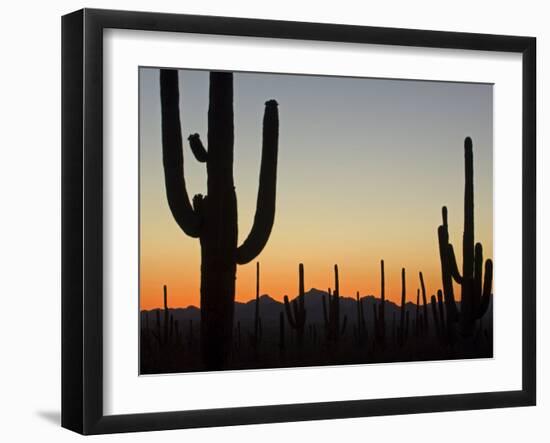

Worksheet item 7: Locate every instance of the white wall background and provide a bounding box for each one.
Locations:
[0,0,545,441]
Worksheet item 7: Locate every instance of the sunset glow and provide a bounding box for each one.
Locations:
[139,68,493,311]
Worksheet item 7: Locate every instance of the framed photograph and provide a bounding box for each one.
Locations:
[62,8,536,434]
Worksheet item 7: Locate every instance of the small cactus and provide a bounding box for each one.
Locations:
[397,268,408,347]
[284,263,307,344]
[163,285,169,345]
[322,265,347,342]
[373,260,386,345]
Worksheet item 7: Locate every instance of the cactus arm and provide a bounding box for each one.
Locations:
[159,69,201,238]
[447,244,464,284]
[438,223,459,321]
[471,243,483,318]
[473,243,483,312]
[236,100,279,264]
[187,133,208,162]
[477,259,493,319]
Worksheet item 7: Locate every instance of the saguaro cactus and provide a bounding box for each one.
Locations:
[160,70,279,369]
[373,260,386,345]
[163,285,169,345]
[430,294,441,337]
[431,289,447,341]
[397,268,408,347]
[322,265,347,342]
[284,263,307,343]
[437,137,493,338]
[151,285,170,347]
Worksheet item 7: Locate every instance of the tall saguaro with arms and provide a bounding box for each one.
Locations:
[159,70,280,369]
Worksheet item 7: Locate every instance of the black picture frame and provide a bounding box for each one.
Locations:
[61,8,536,435]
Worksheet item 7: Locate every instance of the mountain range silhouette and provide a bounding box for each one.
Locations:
[141,289,492,338]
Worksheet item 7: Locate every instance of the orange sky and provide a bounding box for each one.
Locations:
[139,68,493,310]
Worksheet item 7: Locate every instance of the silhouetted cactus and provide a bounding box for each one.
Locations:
[397,268,408,347]
[163,285,169,345]
[322,265,347,342]
[284,263,307,344]
[437,137,493,339]
[373,260,386,345]
[160,70,279,369]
